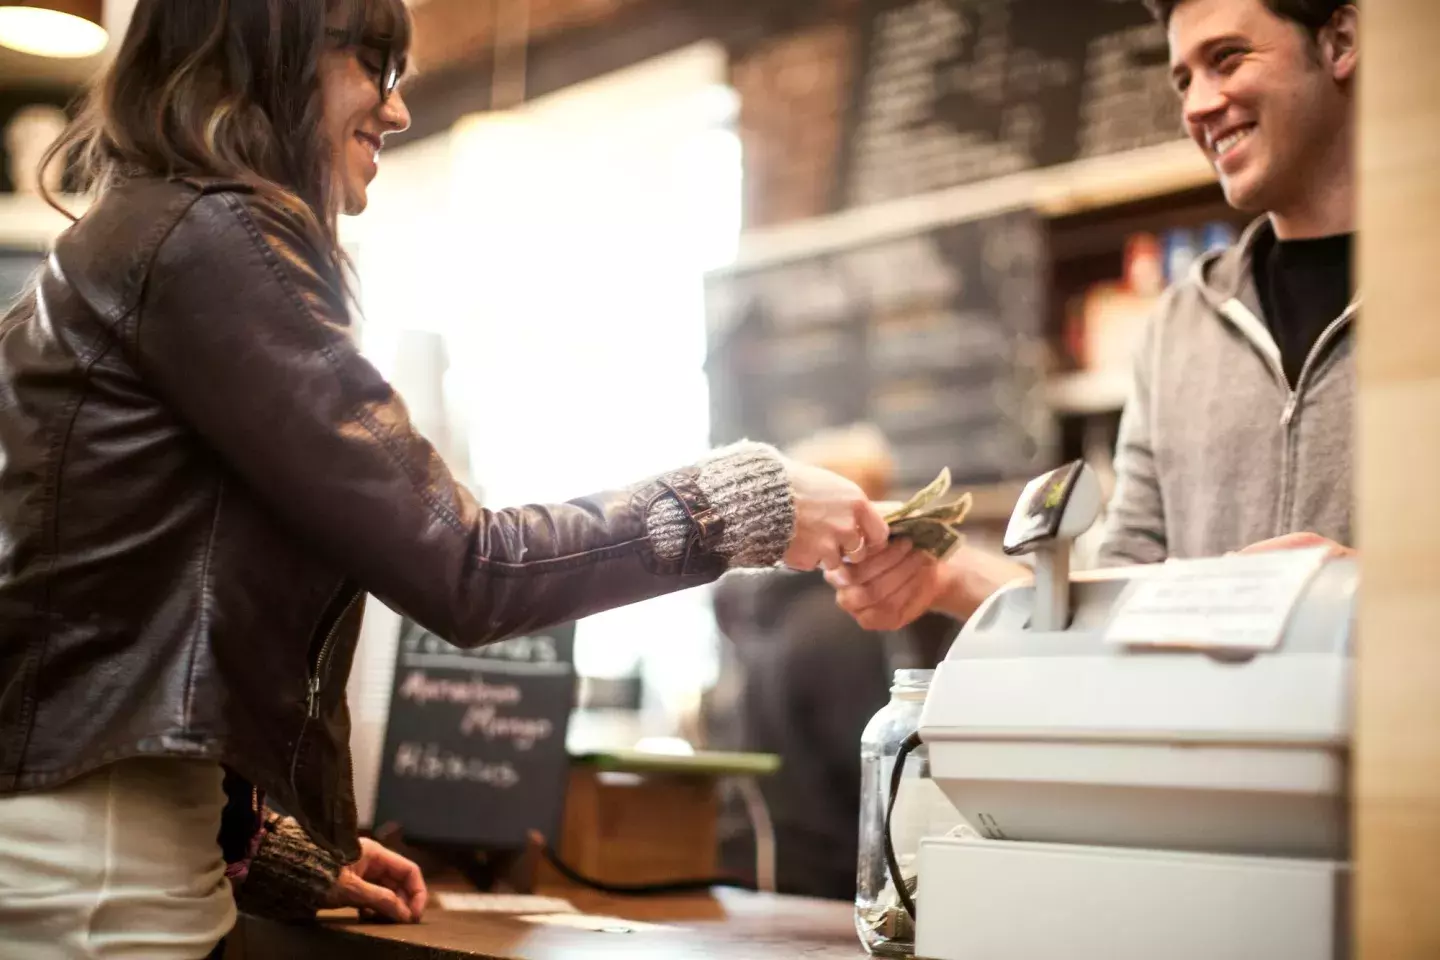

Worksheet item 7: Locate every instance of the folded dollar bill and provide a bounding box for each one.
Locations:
[888,516,961,558]
[883,467,953,525]
[884,468,972,560]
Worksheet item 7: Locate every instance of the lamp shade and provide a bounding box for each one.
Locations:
[0,1,107,59]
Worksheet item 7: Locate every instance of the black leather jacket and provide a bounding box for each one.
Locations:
[0,177,732,860]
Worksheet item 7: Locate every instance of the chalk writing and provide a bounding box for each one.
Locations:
[392,742,521,788]
[398,670,521,708]
[459,706,554,750]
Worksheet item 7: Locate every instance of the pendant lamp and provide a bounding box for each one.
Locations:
[0,1,108,59]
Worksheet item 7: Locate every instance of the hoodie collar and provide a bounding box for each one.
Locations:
[1191,216,1281,368]
[1193,215,1271,314]
[1190,215,1361,375]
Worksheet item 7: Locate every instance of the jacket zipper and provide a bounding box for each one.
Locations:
[289,582,362,807]
[307,586,362,719]
[316,585,364,851]
[1275,302,1359,534]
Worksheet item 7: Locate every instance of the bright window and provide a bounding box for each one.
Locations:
[345,43,740,822]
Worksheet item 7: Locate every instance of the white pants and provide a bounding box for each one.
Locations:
[0,759,236,960]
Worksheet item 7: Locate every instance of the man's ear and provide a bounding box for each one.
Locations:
[1323,5,1359,83]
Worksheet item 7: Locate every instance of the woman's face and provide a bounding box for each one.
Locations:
[320,40,411,216]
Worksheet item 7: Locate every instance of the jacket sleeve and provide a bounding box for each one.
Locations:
[231,814,343,922]
[1096,297,1170,568]
[132,190,793,647]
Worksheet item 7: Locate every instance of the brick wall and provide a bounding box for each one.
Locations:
[411,0,646,75]
[729,22,857,228]
[409,0,860,229]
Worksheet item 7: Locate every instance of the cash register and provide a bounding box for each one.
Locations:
[911,461,1355,960]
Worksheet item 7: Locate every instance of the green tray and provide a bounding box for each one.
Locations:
[570,748,781,777]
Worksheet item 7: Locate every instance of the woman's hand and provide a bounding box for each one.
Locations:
[325,838,428,923]
[782,459,889,572]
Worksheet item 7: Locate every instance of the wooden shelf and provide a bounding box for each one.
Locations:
[1030,142,1216,219]
[722,140,1215,274]
[1045,369,1130,416]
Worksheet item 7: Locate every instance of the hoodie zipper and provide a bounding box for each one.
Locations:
[1275,302,1359,532]
[317,586,364,850]
[1219,296,1357,537]
[1205,218,1360,538]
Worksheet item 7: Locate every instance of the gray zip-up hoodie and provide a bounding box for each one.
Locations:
[1098,216,1358,566]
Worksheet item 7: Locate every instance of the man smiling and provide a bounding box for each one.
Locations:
[830,0,1361,631]
[1100,0,1360,565]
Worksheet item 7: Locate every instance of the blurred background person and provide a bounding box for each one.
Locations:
[706,424,956,900]
[3,104,67,197]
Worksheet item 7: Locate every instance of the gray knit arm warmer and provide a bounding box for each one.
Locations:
[232,815,343,921]
[645,441,795,568]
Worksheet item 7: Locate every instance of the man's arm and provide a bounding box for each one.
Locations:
[929,545,1031,621]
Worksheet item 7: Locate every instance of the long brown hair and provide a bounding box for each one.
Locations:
[41,0,411,286]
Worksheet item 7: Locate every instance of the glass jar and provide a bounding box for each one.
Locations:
[854,669,961,957]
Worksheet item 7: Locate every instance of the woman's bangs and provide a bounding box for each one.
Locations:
[334,0,412,68]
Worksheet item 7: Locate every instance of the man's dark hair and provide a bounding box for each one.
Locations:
[1144,0,1354,38]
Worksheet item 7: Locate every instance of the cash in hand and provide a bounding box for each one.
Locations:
[883,467,972,560]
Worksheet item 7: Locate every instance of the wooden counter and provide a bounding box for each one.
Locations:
[225,887,866,960]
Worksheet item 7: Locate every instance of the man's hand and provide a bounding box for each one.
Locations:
[1239,532,1355,559]
[325,838,428,923]
[827,540,1034,629]
[825,540,956,631]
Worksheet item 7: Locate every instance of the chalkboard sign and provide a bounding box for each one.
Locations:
[706,210,1053,491]
[842,0,1182,207]
[373,620,578,849]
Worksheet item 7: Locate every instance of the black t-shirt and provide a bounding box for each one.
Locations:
[1252,230,1355,389]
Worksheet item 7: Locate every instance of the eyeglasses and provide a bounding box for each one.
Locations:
[327,30,402,103]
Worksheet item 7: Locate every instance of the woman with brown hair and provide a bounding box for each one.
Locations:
[0,2,888,956]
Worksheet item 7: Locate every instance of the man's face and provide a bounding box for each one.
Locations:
[1168,0,1350,215]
